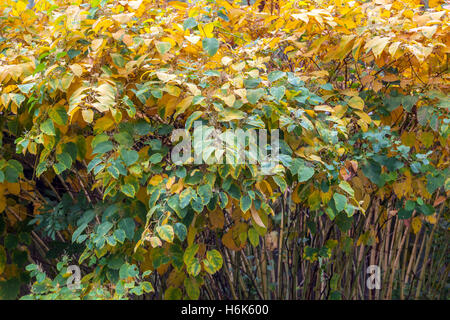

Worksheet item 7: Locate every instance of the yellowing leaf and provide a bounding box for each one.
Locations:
[94,115,115,133]
[156,225,174,243]
[411,217,422,234]
[69,64,83,77]
[149,175,163,186]
[250,206,266,229]
[348,96,364,110]
[365,36,390,58]
[156,41,172,55]
[82,109,94,123]
[174,95,194,119]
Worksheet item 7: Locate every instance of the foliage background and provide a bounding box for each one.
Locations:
[0,0,448,300]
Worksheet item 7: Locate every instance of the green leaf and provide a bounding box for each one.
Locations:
[52,162,66,175]
[35,162,47,178]
[270,86,286,101]
[97,221,113,237]
[156,225,174,243]
[121,149,139,166]
[333,193,347,212]
[248,228,259,247]
[17,83,34,94]
[142,281,154,293]
[335,212,353,232]
[107,165,120,179]
[362,160,385,187]
[173,223,187,242]
[92,141,114,155]
[11,94,25,107]
[325,206,336,220]
[48,106,68,126]
[268,71,286,82]
[40,119,55,136]
[120,183,136,198]
[240,195,252,213]
[72,223,88,243]
[156,41,172,55]
[244,78,261,89]
[0,278,20,300]
[186,111,202,130]
[118,218,135,240]
[339,181,354,197]
[183,244,199,265]
[246,88,265,104]
[56,152,72,170]
[218,108,246,121]
[398,208,412,219]
[164,287,182,300]
[203,259,215,274]
[186,258,201,277]
[168,195,184,218]
[219,191,228,209]
[206,249,223,272]
[273,175,287,192]
[298,165,315,182]
[184,277,200,300]
[417,204,434,216]
[149,153,162,164]
[183,17,198,30]
[179,187,194,209]
[198,184,212,205]
[110,53,125,68]
[202,37,219,56]
[113,229,126,243]
[4,164,20,183]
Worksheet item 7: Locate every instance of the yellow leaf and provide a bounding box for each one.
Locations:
[232,62,246,72]
[354,110,372,124]
[149,175,163,186]
[314,105,333,113]
[348,96,364,110]
[411,217,422,234]
[292,184,301,204]
[0,195,6,213]
[251,205,266,228]
[69,64,83,77]
[94,115,115,133]
[401,131,416,147]
[333,104,347,118]
[156,72,177,82]
[365,36,390,58]
[82,109,94,123]
[112,12,135,24]
[6,182,20,195]
[221,56,233,66]
[221,94,236,107]
[15,0,27,14]
[425,214,437,225]
[186,83,201,96]
[403,9,414,19]
[200,22,215,38]
[388,41,401,57]
[174,95,194,119]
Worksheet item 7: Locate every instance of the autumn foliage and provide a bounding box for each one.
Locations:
[0,0,448,300]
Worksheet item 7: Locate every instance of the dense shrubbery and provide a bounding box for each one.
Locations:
[0,0,448,300]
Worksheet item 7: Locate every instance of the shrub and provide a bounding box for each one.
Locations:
[0,0,448,300]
